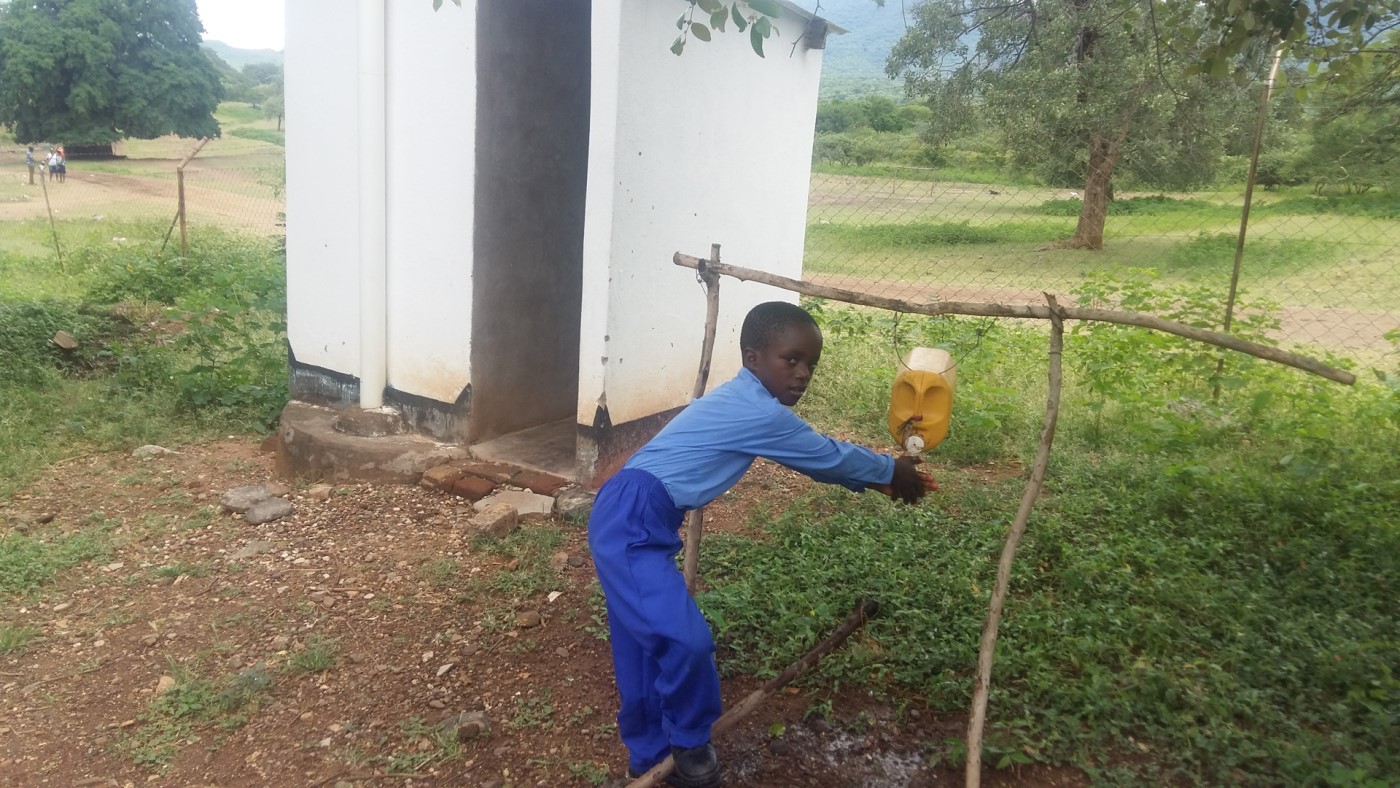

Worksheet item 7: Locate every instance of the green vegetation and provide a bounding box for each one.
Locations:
[0,220,286,502]
[287,636,339,673]
[118,664,274,767]
[0,623,41,654]
[229,127,284,147]
[0,520,115,595]
[696,296,1400,784]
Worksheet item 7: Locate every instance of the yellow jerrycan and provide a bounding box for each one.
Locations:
[888,347,956,454]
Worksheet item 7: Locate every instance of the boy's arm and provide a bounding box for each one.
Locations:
[741,407,895,492]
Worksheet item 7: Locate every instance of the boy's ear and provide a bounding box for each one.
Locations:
[741,346,758,369]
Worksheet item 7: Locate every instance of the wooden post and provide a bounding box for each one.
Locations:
[670,255,1354,386]
[682,244,723,594]
[627,600,880,788]
[1215,46,1285,398]
[39,165,63,271]
[174,137,210,259]
[177,168,188,257]
[965,295,1065,788]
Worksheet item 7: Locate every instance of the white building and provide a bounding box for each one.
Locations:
[284,0,837,485]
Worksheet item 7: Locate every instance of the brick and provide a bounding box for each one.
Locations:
[511,470,571,496]
[450,475,496,502]
[458,462,519,485]
[420,464,465,491]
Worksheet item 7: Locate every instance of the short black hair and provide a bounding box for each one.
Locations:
[740,301,819,351]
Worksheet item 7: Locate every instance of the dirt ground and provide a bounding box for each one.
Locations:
[0,441,1086,788]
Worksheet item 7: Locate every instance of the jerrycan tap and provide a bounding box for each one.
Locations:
[888,347,956,455]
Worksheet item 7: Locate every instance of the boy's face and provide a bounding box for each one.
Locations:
[743,323,823,406]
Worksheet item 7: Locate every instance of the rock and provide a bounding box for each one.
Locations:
[553,488,595,522]
[335,782,355,788]
[548,552,570,571]
[221,484,272,513]
[450,476,496,502]
[155,676,176,694]
[808,717,833,734]
[461,643,480,656]
[437,711,491,741]
[504,558,520,572]
[139,634,159,648]
[468,504,518,539]
[52,330,79,350]
[769,738,791,756]
[225,656,243,671]
[421,464,465,491]
[567,554,586,568]
[132,444,178,460]
[428,699,447,710]
[244,498,294,525]
[307,484,334,502]
[474,490,554,518]
[271,635,291,650]
[437,663,455,678]
[36,512,55,525]
[52,602,71,612]
[555,647,570,658]
[230,540,276,561]
[511,470,570,496]
[265,481,293,497]
[516,610,543,629]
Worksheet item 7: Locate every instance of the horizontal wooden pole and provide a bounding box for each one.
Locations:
[673,254,1355,385]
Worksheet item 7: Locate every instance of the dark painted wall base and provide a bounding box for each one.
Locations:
[576,404,683,490]
[287,356,472,443]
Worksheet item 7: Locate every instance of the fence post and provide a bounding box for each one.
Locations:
[1215,47,1284,397]
[174,137,210,259]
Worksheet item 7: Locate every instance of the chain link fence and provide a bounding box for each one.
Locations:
[802,92,1400,358]
[3,132,284,249]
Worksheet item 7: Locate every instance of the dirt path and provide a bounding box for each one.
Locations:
[0,444,1082,787]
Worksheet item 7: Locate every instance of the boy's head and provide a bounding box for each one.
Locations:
[740,301,823,406]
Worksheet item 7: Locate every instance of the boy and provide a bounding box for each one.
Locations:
[588,301,936,786]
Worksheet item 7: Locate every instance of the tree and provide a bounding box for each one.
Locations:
[0,0,223,150]
[887,0,1255,249]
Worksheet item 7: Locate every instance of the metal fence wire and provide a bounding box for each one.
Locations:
[802,92,1399,357]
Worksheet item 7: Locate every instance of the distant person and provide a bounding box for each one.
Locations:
[25,146,36,184]
[47,149,59,182]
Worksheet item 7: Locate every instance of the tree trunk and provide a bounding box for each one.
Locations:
[1063,132,1122,250]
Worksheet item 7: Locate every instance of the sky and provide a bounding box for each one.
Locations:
[196,0,285,51]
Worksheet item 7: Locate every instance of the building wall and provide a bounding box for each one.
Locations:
[578,0,826,479]
[470,1,590,443]
[285,1,476,414]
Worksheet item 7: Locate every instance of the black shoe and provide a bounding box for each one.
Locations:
[669,743,722,788]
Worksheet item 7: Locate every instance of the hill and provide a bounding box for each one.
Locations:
[202,40,283,71]
[807,0,909,99]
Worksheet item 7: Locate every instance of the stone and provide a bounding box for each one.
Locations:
[332,408,404,438]
[271,635,291,650]
[769,738,791,756]
[450,476,496,502]
[468,504,518,539]
[155,676,176,694]
[52,330,79,350]
[555,647,570,658]
[307,484,334,502]
[428,699,447,710]
[36,513,55,525]
[139,634,159,648]
[437,663,455,678]
[437,711,491,741]
[420,465,465,491]
[458,462,518,485]
[244,498,294,525]
[335,782,355,788]
[474,490,554,518]
[511,470,571,496]
[265,481,293,497]
[225,656,243,671]
[277,401,471,484]
[132,445,178,460]
[516,610,543,629]
[230,540,276,561]
[504,559,520,572]
[221,485,272,513]
[548,552,570,571]
[567,554,586,568]
[553,488,595,522]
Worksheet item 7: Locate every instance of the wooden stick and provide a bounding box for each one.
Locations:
[39,162,63,270]
[176,137,209,259]
[683,244,723,594]
[627,599,881,788]
[965,295,1065,788]
[672,254,1355,386]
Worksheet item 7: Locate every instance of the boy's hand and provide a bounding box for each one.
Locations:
[872,456,938,505]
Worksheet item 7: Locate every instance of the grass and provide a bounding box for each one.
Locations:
[694,306,1400,785]
[118,664,274,767]
[287,636,339,673]
[0,523,116,595]
[0,623,42,654]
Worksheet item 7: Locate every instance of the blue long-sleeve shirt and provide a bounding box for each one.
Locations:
[623,368,896,510]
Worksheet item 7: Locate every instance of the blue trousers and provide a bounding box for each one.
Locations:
[588,469,722,773]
